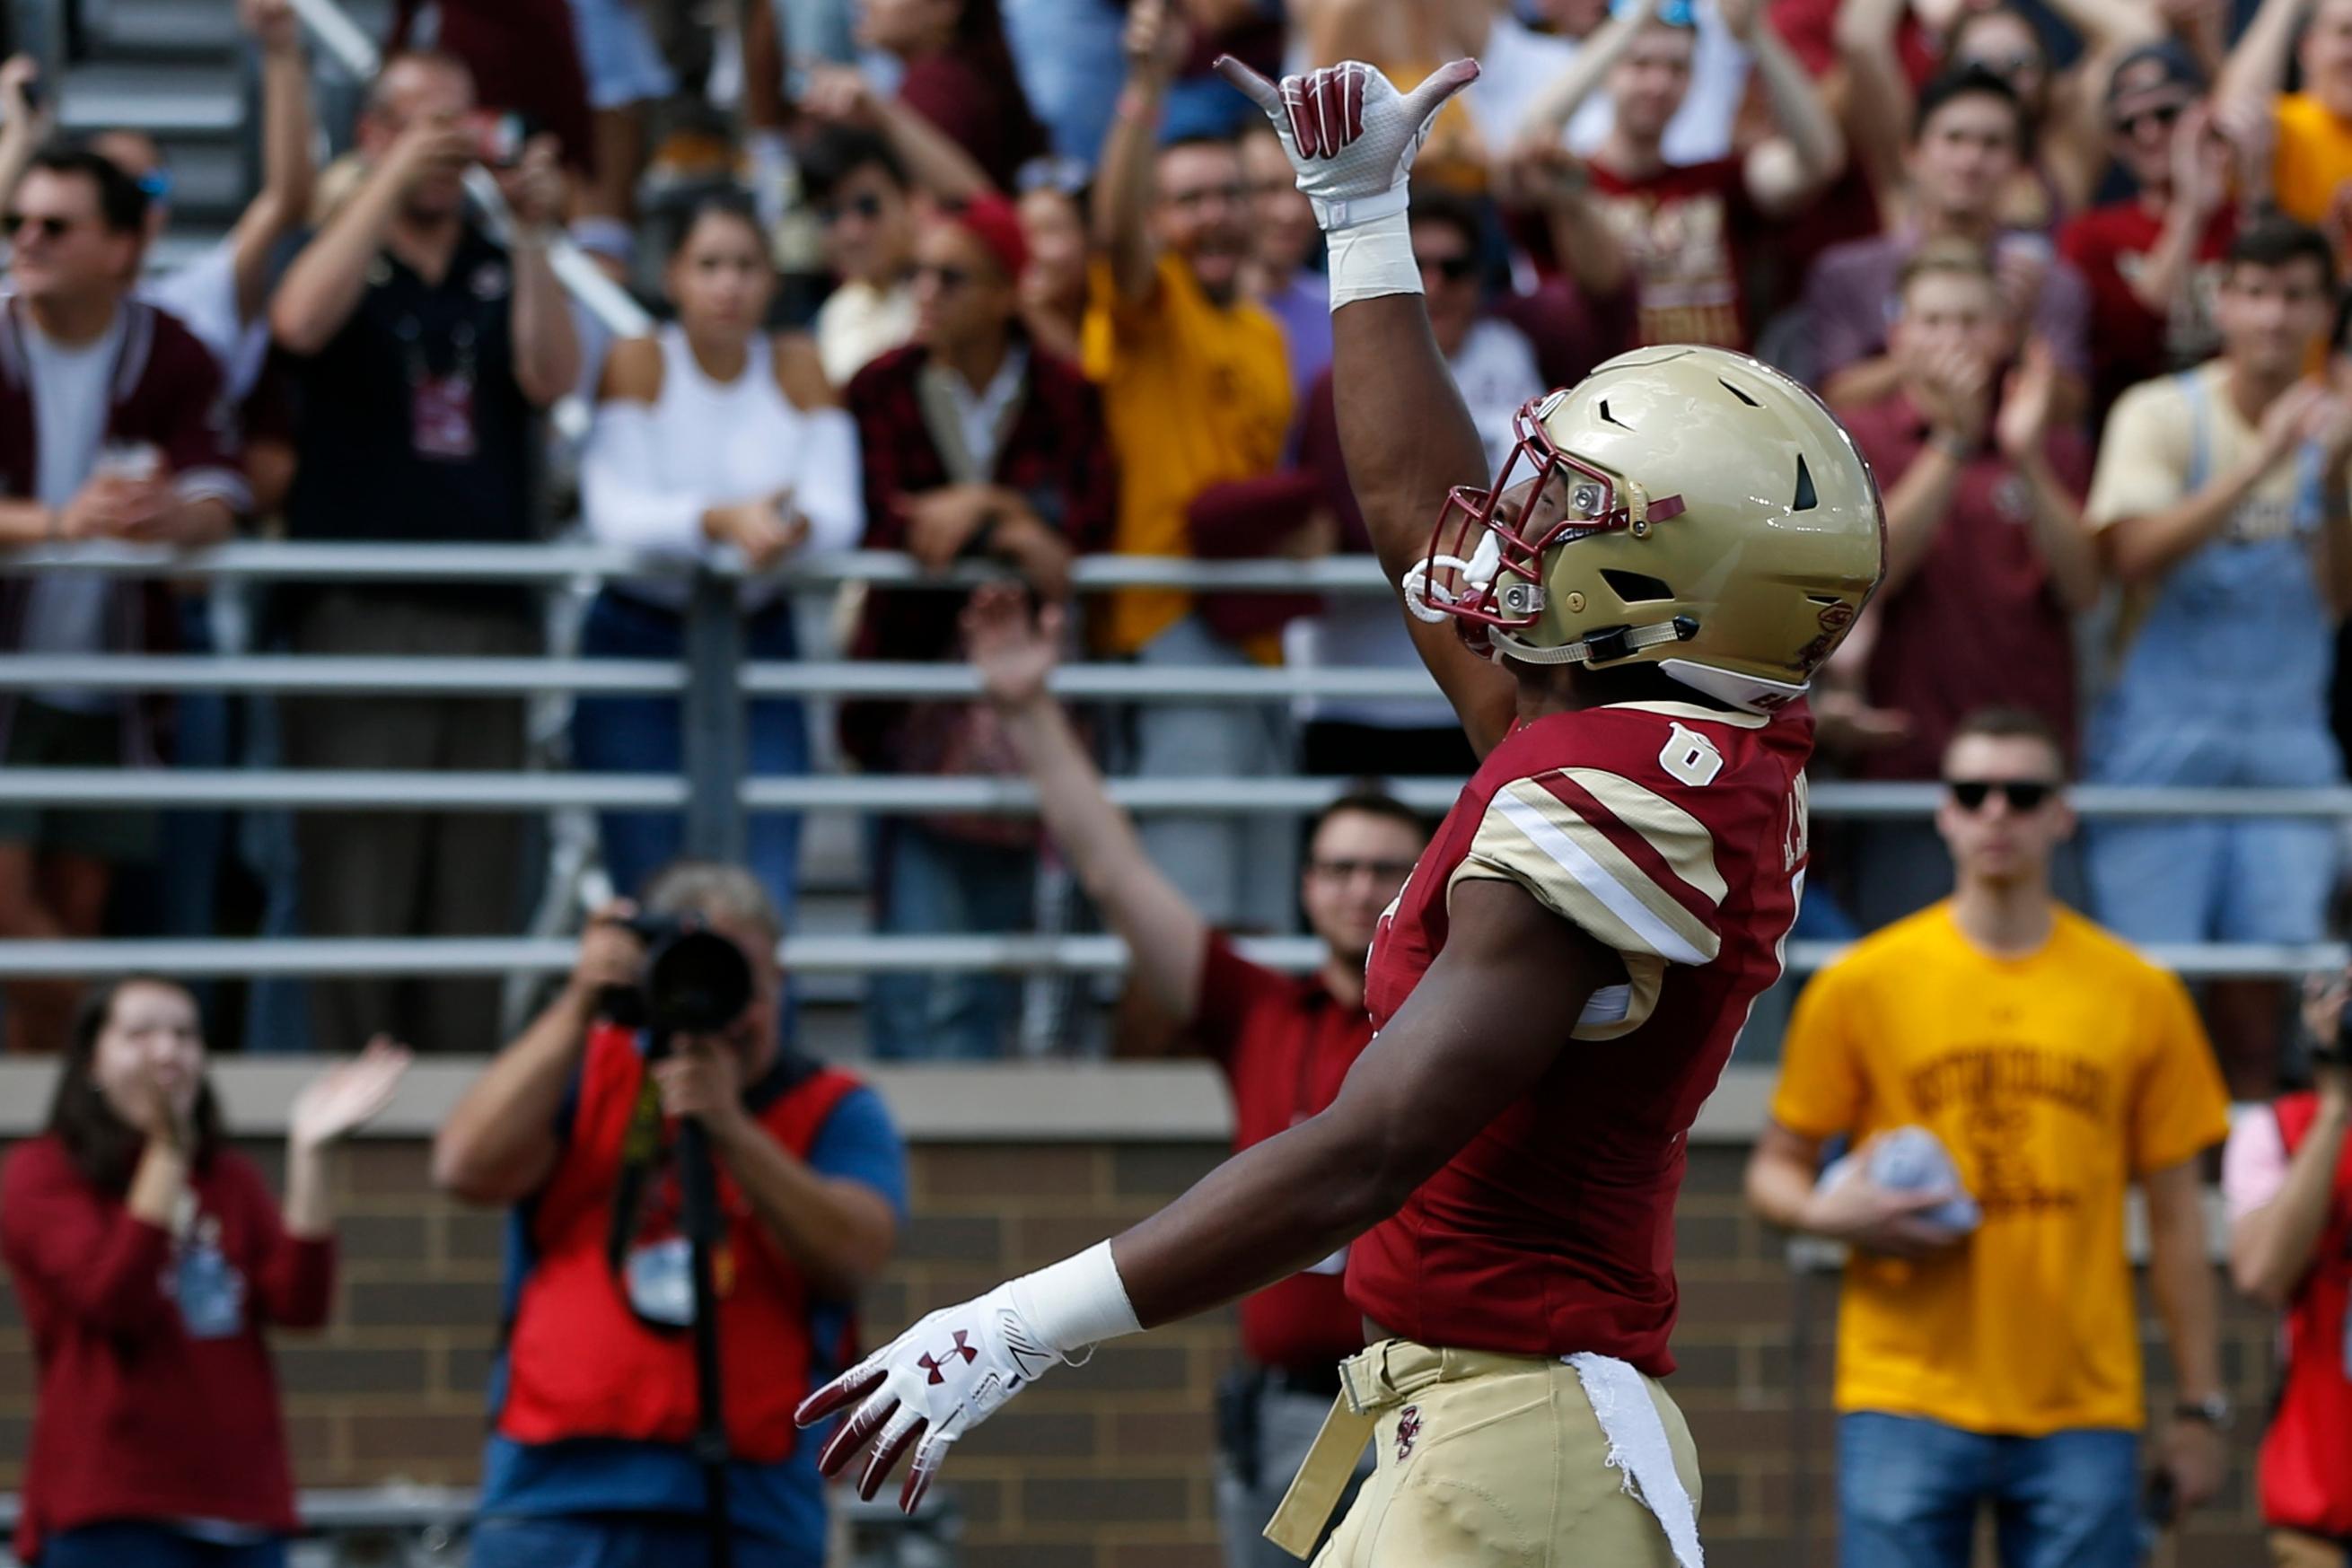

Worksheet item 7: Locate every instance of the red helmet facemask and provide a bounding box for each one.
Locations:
[1405,394,1687,653]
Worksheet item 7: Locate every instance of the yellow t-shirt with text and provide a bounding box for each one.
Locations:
[1769,903,2230,1436]
[2273,92,2352,232]
[1082,253,1293,655]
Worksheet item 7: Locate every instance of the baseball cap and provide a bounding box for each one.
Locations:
[2104,39,2205,116]
[941,193,1029,282]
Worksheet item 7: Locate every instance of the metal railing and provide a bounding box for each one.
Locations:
[0,1485,959,1568]
[0,541,2346,982]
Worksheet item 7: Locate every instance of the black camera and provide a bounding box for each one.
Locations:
[599,913,755,1039]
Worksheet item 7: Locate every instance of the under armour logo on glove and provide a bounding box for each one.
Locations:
[796,1283,1066,1511]
[919,1332,979,1384]
[1214,55,1480,231]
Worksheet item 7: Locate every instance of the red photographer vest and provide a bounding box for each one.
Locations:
[496,1023,864,1462]
[2257,1091,2352,1537]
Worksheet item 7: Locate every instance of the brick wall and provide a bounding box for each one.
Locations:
[0,1134,2280,1566]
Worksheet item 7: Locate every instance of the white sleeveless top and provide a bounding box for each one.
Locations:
[581,323,864,609]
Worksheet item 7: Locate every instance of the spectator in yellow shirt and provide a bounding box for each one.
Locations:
[2220,0,2352,234]
[1084,0,1298,933]
[1745,706,2234,1568]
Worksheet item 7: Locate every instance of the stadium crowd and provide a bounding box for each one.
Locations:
[11,0,2352,1563]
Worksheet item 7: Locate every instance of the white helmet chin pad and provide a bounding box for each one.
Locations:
[1654,658,1812,715]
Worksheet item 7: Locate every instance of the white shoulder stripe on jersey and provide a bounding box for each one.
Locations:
[1490,789,1713,967]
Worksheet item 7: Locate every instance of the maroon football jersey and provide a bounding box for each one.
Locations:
[1347,699,1812,1373]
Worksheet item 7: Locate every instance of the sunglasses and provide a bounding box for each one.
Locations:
[820,192,887,226]
[2115,100,2184,137]
[914,261,974,290]
[4,212,74,241]
[1946,778,2058,812]
[1418,252,1478,283]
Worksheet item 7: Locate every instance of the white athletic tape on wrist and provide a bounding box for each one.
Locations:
[1008,1240,1140,1361]
[1326,208,1421,309]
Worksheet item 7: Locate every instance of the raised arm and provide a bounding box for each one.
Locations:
[966,586,1208,1027]
[1517,0,1666,143]
[433,909,642,1204]
[273,114,473,354]
[799,65,996,203]
[496,136,583,407]
[231,0,318,325]
[0,57,51,212]
[2219,0,2306,114]
[1220,56,1519,755]
[1831,0,1914,210]
[1728,0,1847,219]
[1093,0,1184,302]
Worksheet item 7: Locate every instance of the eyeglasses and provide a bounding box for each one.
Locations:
[3,212,74,241]
[1417,251,1478,283]
[1308,857,1417,883]
[820,192,887,226]
[1945,778,2058,812]
[913,261,974,290]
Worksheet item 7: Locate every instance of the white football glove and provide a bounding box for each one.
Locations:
[1213,55,1481,232]
[797,1280,1063,1511]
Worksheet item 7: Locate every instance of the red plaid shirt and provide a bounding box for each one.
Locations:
[841,338,1115,770]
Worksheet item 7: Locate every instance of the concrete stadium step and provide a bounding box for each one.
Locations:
[57,61,243,135]
[85,0,247,57]
[151,139,247,217]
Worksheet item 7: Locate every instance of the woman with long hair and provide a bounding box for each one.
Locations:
[575,192,863,924]
[1,977,408,1568]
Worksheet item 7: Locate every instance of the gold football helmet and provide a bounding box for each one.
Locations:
[1409,346,1886,713]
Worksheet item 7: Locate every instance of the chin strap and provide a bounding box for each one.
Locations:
[1493,616,1699,668]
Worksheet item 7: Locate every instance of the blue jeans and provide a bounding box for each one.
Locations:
[1838,1413,2141,1568]
[41,1523,285,1568]
[572,591,809,924]
[469,1514,819,1568]
[866,818,1036,1059]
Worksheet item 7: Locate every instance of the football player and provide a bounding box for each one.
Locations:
[799,56,1885,1566]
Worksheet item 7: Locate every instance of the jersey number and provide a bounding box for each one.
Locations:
[1660,723,1724,787]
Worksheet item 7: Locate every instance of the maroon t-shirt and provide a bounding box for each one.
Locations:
[2057,199,2234,420]
[1839,391,2090,780]
[1587,158,1762,350]
[1193,936,1374,1371]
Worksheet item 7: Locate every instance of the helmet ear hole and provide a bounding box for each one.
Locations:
[1792,453,1819,512]
[1601,569,1675,603]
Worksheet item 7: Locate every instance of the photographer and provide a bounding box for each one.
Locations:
[2226,970,2352,1567]
[433,862,905,1568]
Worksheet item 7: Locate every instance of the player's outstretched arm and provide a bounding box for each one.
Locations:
[796,878,1613,1509]
[1216,56,1519,757]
